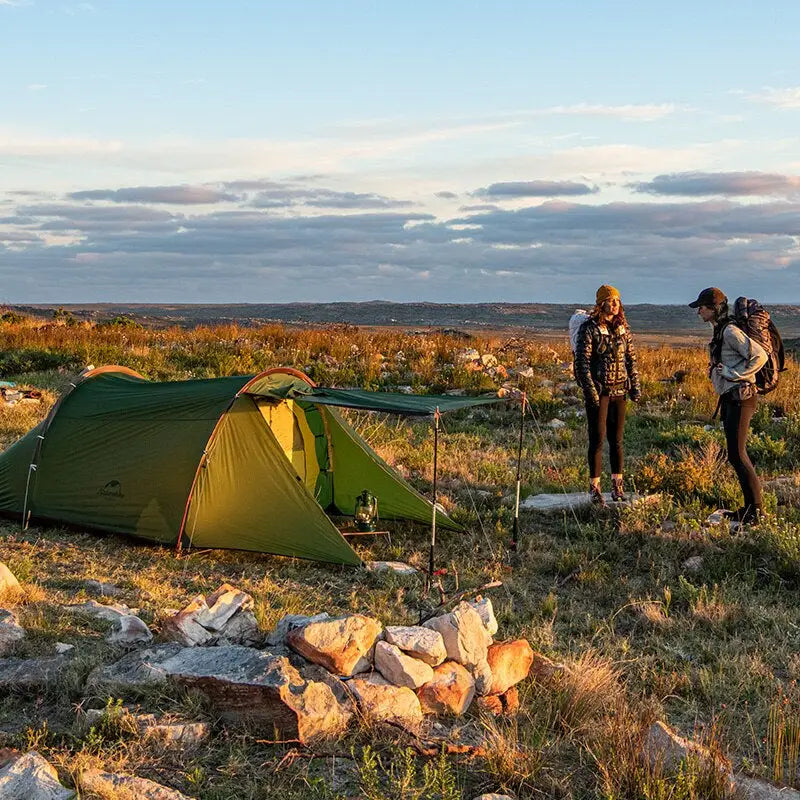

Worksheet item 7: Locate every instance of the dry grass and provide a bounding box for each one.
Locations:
[1,314,800,797]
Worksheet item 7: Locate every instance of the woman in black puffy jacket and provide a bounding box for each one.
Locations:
[574,284,641,506]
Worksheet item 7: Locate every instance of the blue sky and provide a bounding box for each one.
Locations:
[2,1,800,304]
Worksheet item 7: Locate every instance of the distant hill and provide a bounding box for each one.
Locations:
[12,301,800,337]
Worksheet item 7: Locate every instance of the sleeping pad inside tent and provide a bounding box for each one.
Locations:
[0,366,502,565]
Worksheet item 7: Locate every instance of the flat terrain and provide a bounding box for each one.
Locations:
[1,315,800,798]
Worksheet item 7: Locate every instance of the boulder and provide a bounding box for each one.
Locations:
[0,563,21,595]
[374,641,434,689]
[124,645,349,743]
[348,674,423,732]
[63,599,136,623]
[79,769,193,800]
[643,720,729,774]
[423,602,491,670]
[0,751,75,799]
[521,491,657,512]
[287,614,382,676]
[0,656,73,694]
[384,625,446,666]
[417,661,475,716]
[82,707,210,748]
[530,652,565,682]
[265,613,331,647]
[161,584,260,647]
[476,686,519,717]
[107,614,153,646]
[366,561,419,576]
[87,643,183,694]
[469,597,499,636]
[486,640,534,695]
[0,609,26,656]
[734,775,800,799]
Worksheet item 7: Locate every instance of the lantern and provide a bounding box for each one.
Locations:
[354,490,379,532]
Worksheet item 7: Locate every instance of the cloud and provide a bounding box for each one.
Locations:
[534,103,678,121]
[475,180,599,198]
[435,191,458,199]
[68,185,239,204]
[744,87,800,109]
[249,187,414,210]
[633,171,800,198]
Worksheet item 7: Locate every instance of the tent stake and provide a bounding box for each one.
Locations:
[511,392,526,550]
[428,407,440,585]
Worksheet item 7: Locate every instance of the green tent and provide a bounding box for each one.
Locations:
[0,366,501,565]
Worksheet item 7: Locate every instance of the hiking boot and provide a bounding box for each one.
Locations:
[737,505,763,525]
[589,484,606,507]
[611,477,627,503]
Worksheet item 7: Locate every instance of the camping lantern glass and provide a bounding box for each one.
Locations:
[354,490,378,532]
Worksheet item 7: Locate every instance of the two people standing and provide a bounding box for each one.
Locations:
[573,284,767,524]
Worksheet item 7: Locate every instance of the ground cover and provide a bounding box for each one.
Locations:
[1,314,799,798]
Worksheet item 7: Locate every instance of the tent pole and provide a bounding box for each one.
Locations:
[428,407,440,583]
[512,392,526,550]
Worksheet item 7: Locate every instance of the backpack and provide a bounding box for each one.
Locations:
[569,309,590,355]
[731,296,786,394]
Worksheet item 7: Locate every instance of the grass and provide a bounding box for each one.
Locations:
[1,312,799,797]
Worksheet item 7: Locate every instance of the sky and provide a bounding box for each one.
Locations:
[2,1,800,305]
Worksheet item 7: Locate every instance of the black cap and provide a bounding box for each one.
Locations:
[689,287,727,308]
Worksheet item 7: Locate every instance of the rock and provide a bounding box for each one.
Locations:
[374,641,434,689]
[530,652,565,682]
[287,614,382,676]
[0,656,73,694]
[0,609,26,656]
[366,561,419,576]
[476,687,519,716]
[79,769,192,800]
[480,354,498,368]
[469,597,498,636]
[384,626,446,666]
[0,563,21,594]
[87,643,184,693]
[63,599,136,622]
[0,751,75,799]
[54,643,74,655]
[471,659,494,696]
[547,418,566,429]
[486,639,534,694]
[457,348,480,363]
[643,720,729,774]
[265,613,331,647]
[423,602,491,676]
[141,721,209,748]
[473,794,516,800]
[417,661,475,716]
[681,556,704,574]
[161,584,260,647]
[92,645,350,743]
[660,520,677,532]
[84,580,122,597]
[107,614,153,646]
[521,491,658,513]
[734,774,800,799]
[705,509,732,527]
[349,674,423,733]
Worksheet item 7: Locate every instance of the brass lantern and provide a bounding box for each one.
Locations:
[354,489,379,532]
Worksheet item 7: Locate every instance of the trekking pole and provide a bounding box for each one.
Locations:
[511,392,526,550]
[428,407,440,588]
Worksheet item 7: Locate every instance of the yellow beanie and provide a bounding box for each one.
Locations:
[596,284,621,304]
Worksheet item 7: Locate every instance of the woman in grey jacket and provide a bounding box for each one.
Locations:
[689,287,767,524]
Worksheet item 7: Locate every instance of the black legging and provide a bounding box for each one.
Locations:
[720,393,762,510]
[586,395,627,478]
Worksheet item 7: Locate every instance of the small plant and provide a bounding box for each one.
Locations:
[766,686,800,788]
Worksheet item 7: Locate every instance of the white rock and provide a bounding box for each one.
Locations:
[79,769,193,800]
[366,561,419,576]
[54,643,74,655]
[681,556,704,574]
[469,597,498,636]
[0,751,75,799]
[734,774,800,799]
[423,602,492,670]
[546,418,566,429]
[473,795,517,800]
[374,641,434,689]
[0,608,26,656]
[705,509,732,527]
[480,354,499,368]
[0,563,21,594]
[63,600,135,623]
[384,626,446,666]
[194,584,253,631]
[107,614,153,645]
[521,491,656,513]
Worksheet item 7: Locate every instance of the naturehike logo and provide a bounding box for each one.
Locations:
[98,480,124,498]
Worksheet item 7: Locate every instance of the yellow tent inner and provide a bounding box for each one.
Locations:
[256,398,320,492]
